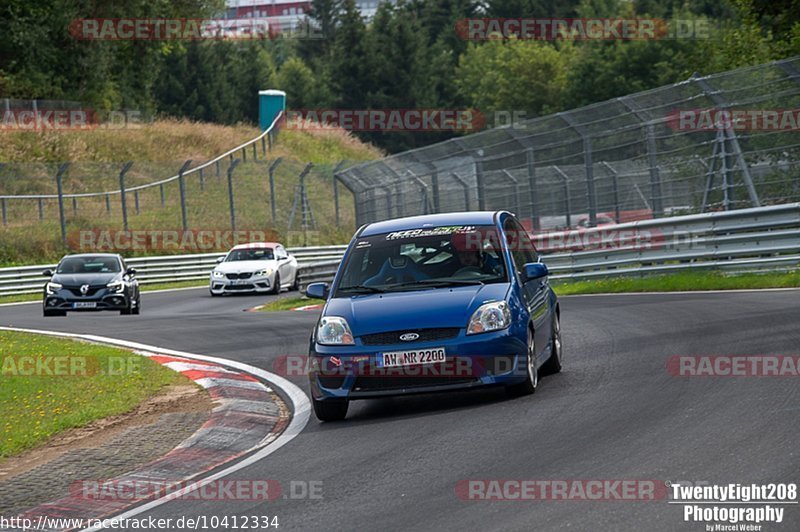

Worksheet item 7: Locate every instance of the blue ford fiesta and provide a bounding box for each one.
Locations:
[305,211,562,421]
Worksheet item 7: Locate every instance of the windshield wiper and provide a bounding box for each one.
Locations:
[337,284,387,294]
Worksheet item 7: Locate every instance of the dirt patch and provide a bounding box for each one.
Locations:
[0,384,213,482]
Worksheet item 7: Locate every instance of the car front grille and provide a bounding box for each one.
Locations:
[63,285,104,297]
[359,328,460,346]
[225,284,255,290]
[226,272,253,280]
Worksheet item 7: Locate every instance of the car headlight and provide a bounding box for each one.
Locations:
[317,316,355,345]
[45,282,62,295]
[106,280,125,293]
[467,301,511,335]
[212,270,224,278]
[255,268,273,277]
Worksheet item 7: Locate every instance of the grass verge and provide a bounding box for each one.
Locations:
[0,330,187,458]
[552,270,800,295]
[256,296,316,311]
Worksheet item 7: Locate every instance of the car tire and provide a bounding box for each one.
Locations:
[271,273,281,295]
[291,272,300,291]
[43,309,67,317]
[313,397,349,422]
[132,297,141,315]
[120,306,132,315]
[541,312,562,375]
[506,328,538,397]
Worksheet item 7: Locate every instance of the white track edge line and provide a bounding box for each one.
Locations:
[0,326,310,532]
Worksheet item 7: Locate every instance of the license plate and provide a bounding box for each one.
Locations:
[230,280,246,286]
[377,348,446,368]
[72,302,97,309]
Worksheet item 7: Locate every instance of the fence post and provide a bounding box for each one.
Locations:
[1,199,6,226]
[252,143,257,160]
[553,166,572,229]
[38,198,44,220]
[451,173,470,210]
[241,146,247,163]
[407,171,432,215]
[177,160,192,232]
[426,163,441,213]
[72,197,77,215]
[475,158,486,210]
[584,137,597,226]
[159,184,165,206]
[526,148,539,230]
[600,161,620,223]
[261,136,267,155]
[619,97,664,218]
[118,161,133,232]
[501,170,522,217]
[199,167,205,191]
[227,158,241,232]
[644,126,664,217]
[216,160,221,178]
[134,190,140,215]
[268,158,283,223]
[332,161,347,227]
[560,113,596,226]
[55,163,69,247]
[105,193,111,214]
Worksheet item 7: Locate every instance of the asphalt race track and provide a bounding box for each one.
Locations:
[2,288,799,531]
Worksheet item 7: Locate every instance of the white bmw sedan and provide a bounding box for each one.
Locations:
[209,242,299,296]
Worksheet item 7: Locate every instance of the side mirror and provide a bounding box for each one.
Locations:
[306,282,329,300]
[43,269,53,277]
[216,256,225,263]
[126,268,137,276]
[523,262,549,281]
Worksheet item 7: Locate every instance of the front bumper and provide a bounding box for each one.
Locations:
[43,288,130,311]
[209,274,273,294]
[309,327,529,400]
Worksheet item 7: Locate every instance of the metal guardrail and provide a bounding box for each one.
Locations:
[3,204,799,297]
[0,245,348,297]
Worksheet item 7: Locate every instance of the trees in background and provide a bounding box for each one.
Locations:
[1,0,798,152]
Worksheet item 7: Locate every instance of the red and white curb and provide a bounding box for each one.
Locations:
[0,327,310,532]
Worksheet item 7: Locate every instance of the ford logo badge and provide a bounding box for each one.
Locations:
[399,333,419,342]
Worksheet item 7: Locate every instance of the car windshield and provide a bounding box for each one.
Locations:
[57,256,121,274]
[336,225,507,294]
[225,248,275,261]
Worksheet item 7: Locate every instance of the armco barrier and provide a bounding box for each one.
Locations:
[3,204,799,297]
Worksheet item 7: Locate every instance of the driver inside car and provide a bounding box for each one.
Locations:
[451,231,500,276]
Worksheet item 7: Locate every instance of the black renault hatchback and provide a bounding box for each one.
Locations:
[42,254,141,316]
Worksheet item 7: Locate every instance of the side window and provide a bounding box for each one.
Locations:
[503,218,537,276]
